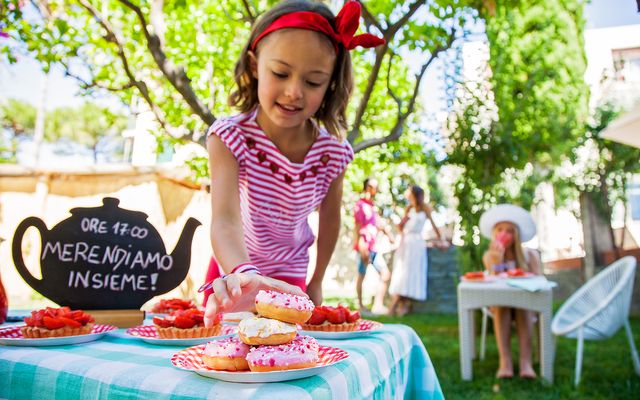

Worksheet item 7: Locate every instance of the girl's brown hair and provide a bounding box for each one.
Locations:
[410,185,431,214]
[229,0,354,139]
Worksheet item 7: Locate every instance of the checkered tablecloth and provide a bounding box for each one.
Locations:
[0,323,443,400]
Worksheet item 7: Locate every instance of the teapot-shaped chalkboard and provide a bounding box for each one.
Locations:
[12,197,201,309]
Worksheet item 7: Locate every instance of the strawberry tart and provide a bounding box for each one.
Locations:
[300,305,361,332]
[153,308,221,339]
[22,307,94,338]
[151,298,197,314]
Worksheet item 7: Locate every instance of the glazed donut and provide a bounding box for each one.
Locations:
[222,311,256,324]
[246,335,319,372]
[254,290,314,324]
[202,336,250,371]
[238,316,297,345]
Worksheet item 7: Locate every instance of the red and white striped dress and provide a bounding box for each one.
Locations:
[207,110,354,285]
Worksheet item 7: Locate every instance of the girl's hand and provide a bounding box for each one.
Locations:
[484,240,505,269]
[306,279,323,306]
[203,273,307,327]
[488,239,505,255]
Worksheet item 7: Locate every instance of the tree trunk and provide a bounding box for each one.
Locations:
[33,72,49,165]
[579,191,615,279]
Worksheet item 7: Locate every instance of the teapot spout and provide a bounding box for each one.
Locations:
[168,217,202,275]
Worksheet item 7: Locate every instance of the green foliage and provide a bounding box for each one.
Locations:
[4,1,474,174]
[0,99,37,135]
[43,102,128,162]
[553,102,640,221]
[445,0,589,271]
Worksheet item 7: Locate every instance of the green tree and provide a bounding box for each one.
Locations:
[444,0,589,270]
[0,98,37,163]
[45,103,128,163]
[0,98,37,135]
[552,103,640,276]
[2,0,475,158]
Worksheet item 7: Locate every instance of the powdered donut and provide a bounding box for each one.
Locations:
[246,335,319,372]
[222,311,256,324]
[202,336,250,371]
[254,290,314,324]
[237,316,297,345]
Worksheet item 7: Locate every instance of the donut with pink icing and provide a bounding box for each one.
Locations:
[254,290,314,324]
[202,336,250,371]
[246,335,319,372]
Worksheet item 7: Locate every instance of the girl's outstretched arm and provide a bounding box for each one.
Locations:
[425,204,442,240]
[204,135,307,326]
[307,171,345,306]
[208,134,251,273]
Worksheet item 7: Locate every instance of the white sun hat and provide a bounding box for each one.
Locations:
[479,204,536,242]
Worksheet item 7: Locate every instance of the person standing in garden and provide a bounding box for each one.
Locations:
[354,177,394,314]
[388,185,441,316]
[201,0,386,326]
[481,204,541,379]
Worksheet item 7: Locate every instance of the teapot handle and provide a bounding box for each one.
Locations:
[11,217,49,296]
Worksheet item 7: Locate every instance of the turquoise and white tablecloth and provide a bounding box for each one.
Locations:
[0,322,443,400]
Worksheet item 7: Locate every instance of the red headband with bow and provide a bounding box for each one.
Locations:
[251,1,386,52]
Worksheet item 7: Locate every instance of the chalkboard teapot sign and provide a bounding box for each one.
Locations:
[11,197,201,309]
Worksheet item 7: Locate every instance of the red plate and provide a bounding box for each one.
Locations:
[125,324,237,346]
[171,344,349,383]
[0,324,117,346]
[460,275,498,283]
[0,324,116,338]
[126,324,237,338]
[298,319,383,340]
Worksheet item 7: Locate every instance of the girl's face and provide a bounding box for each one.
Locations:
[404,188,415,205]
[493,222,516,247]
[250,29,336,135]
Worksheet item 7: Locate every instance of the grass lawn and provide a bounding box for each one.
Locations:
[326,297,640,399]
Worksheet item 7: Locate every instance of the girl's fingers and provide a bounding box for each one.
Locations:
[225,274,243,298]
[268,277,307,297]
[203,294,219,327]
[212,277,232,309]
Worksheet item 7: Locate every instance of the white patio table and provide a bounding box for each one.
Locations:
[457,277,554,383]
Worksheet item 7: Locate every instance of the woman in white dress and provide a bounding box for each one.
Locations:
[388,185,441,316]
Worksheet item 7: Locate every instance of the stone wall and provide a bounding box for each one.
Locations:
[413,246,460,314]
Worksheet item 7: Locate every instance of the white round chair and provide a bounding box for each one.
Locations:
[551,256,640,386]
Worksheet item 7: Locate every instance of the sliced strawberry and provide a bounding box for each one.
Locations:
[44,307,58,318]
[346,310,361,323]
[325,306,346,324]
[464,271,485,280]
[307,308,327,325]
[58,317,82,328]
[43,316,66,330]
[77,314,94,325]
[153,317,173,328]
[174,316,197,329]
[58,306,72,317]
[24,317,34,326]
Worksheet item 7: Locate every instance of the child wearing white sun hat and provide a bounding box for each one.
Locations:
[480,204,542,380]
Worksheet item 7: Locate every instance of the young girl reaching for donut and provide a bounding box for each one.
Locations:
[201,0,385,327]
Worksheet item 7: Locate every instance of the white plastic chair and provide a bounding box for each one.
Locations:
[551,256,640,386]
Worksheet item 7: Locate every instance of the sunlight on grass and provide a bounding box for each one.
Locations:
[325,297,640,399]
